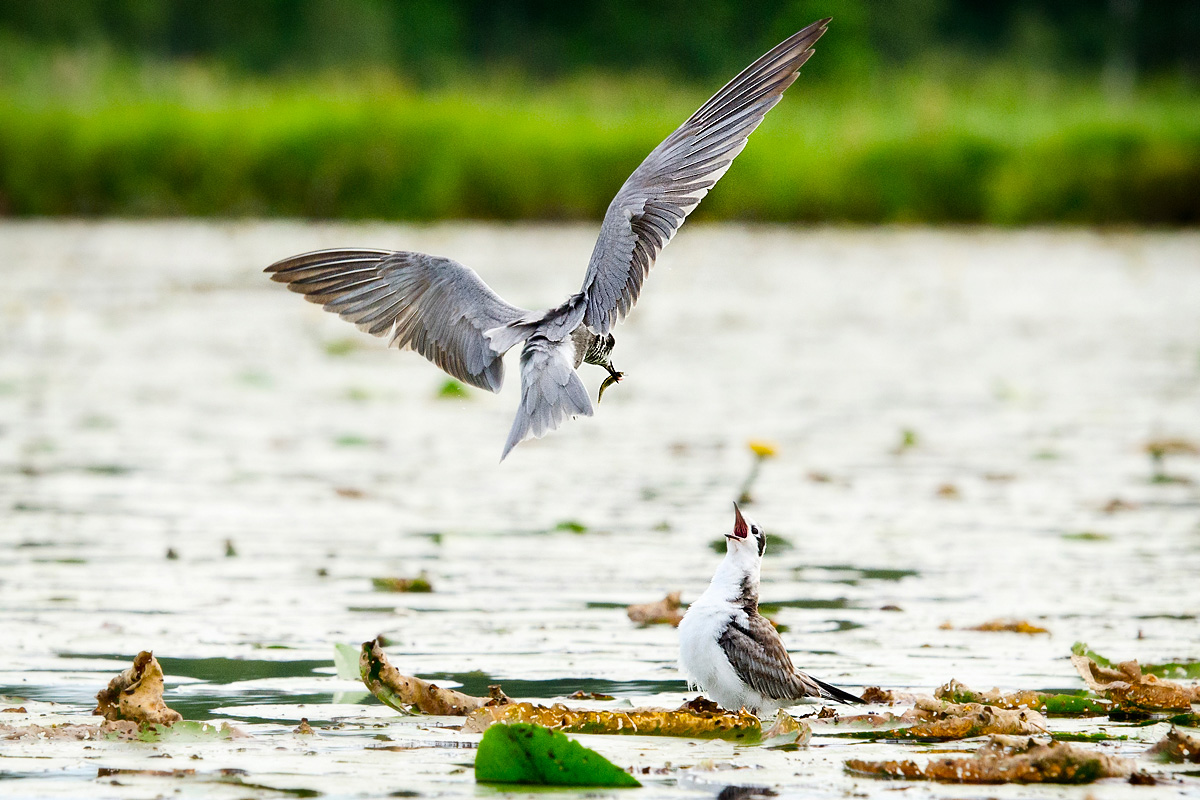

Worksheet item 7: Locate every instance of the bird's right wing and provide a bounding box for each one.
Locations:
[578,18,830,334]
[266,249,528,392]
[719,616,824,702]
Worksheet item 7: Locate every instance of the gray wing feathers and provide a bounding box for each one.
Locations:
[719,616,824,702]
[580,18,830,333]
[266,249,527,393]
[501,335,593,460]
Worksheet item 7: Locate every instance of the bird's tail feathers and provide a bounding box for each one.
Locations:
[813,677,864,705]
[501,335,593,460]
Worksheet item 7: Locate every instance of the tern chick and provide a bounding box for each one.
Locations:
[678,504,863,715]
[265,19,830,460]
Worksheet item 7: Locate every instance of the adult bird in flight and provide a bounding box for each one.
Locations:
[266,19,830,459]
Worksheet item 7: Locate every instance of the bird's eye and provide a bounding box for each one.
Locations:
[752,526,765,556]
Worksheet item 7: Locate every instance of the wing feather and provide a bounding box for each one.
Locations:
[266,248,528,392]
[580,18,829,333]
[718,616,823,702]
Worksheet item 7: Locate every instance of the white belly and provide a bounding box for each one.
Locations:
[678,599,775,715]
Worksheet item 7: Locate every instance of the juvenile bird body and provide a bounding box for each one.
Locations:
[678,506,862,715]
[265,19,830,459]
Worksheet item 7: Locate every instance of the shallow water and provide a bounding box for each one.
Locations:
[1,221,1198,798]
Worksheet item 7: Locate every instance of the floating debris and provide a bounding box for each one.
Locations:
[474,722,640,787]
[935,679,1109,717]
[627,592,684,626]
[293,718,315,735]
[371,574,433,593]
[846,734,1136,784]
[322,337,361,356]
[960,619,1050,635]
[93,651,182,726]
[825,696,1048,741]
[1071,650,1197,712]
[568,691,615,701]
[1073,642,1200,679]
[761,709,811,749]
[1146,727,1200,763]
[437,379,470,400]
[892,428,919,454]
[1144,437,1199,483]
[465,697,762,741]
[1101,498,1137,514]
[359,639,506,715]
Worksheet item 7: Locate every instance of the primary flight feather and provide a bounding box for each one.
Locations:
[266,18,830,459]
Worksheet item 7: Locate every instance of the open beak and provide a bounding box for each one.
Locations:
[727,502,749,540]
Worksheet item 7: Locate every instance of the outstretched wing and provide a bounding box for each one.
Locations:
[719,615,824,703]
[266,249,528,392]
[579,18,830,334]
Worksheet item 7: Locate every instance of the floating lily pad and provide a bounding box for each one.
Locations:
[372,575,433,593]
[437,379,469,399]
[474,722,640,787]
[333,643,360,681]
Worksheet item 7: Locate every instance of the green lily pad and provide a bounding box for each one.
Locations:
[131,721,243,742]
[437,379,469,399]
[1071,642,1200,678]
[333,643,360,681]
[474,722,641,787]
[1050,731,1128,742]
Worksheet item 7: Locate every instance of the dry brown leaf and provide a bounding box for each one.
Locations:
[762,710,812,746]
[93,652,182,726]
[964,619,1050,635]
[1145,438,1200,458]
[1071,654,1195,711]
[903,696,1048,738]
[935,679,1108,716]
[847,735,1135,783]
[2,720,139,741]
[464,699,761,741]
[359,639,506,715]
[97,767,197,778]
[371,574,432,593]
[858,687,926,705]
[1146,728,1200,763]
[627,592,684,626]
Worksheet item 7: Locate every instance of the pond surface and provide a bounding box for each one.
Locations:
[1,222,1198,798]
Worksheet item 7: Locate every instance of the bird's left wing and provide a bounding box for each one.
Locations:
[266,248,528,392]
[578,18,829,334]
[718,616,824,702]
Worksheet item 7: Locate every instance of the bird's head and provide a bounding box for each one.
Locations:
[725,503,766,560]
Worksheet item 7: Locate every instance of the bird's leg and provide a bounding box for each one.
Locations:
[597,361,624,403]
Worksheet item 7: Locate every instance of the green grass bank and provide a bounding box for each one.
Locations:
[2,76,1198,224]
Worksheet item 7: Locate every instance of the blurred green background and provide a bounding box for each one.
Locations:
[1,0,1197,223]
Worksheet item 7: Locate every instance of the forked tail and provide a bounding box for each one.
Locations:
[501,333,593,460]
[813,677,864,705]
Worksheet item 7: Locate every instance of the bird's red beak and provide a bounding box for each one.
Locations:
[728,502,749,540]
